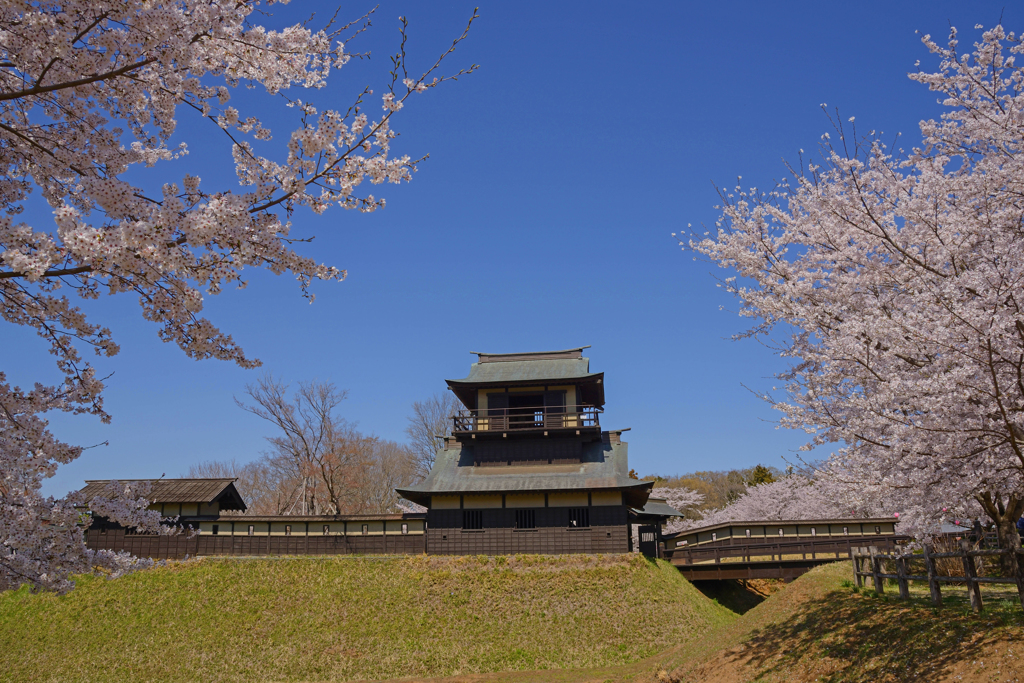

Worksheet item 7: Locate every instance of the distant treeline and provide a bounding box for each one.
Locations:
[635,465,785,520]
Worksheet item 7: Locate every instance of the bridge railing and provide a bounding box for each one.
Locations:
[667,535,909,566]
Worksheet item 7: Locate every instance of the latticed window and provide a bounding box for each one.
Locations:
[515,509,536,529]
[285,525,291,536]
[248,525,255,536]
[568,508,589,528]
[463,510,483,530]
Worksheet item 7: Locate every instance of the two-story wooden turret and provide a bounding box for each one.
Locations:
[397,348,654,554]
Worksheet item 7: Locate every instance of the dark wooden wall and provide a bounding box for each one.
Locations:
[425,506,630,555]
[85,506,633,559]
[473,439,583,466]
[85,529,425,560]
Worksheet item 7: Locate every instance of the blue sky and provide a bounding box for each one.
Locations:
[11,1,1022,497]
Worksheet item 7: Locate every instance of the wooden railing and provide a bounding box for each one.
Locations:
[852,542,1024,613]
[452,405,601,433]
[667,535,907,566]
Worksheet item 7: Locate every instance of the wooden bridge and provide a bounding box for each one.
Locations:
[660,519,910,581]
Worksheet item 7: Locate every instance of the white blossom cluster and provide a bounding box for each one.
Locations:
[650,486,704,535]
[692,25,1024,548]
[0,1,476,590]
[671,476,852,533]
[2,471,167,592]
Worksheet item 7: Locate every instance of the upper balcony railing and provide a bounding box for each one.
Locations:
[452,405,601,434]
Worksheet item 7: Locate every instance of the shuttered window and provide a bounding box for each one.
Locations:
[515,509,536,529]
[568,508,589,528]
[463,510,483,530]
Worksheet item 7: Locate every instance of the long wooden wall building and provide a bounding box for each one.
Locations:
[83,349,685,560]
[82,479,427,559]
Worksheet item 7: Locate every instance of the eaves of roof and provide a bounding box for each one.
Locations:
[396,438,652,508]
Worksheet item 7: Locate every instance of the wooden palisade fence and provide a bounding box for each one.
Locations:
[852,542,1024,613]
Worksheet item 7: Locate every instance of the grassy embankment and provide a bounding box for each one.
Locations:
[659,562,1024,683]
[0,554,734,683]
[400,563,1024,683]
[7,555,1023,683]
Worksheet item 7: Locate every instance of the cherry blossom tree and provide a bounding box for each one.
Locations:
[691,25,1024,567]
[1,0,476,591]
[685,476,849,530]
[652,486,705,534]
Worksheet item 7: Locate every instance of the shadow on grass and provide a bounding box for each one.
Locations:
[699,586,1024,682]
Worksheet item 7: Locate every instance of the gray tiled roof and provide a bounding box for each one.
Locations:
[80,478,246,509]
[201,513,424,522]
[632,498,684,519]
[447,357,600,385]
[396,438,652,507]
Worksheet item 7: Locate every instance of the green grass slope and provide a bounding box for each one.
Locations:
[663,561,1024,683]
[395,561,1024,683]
[0,554,734,683]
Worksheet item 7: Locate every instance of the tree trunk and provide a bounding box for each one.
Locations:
[976,492,1023,576]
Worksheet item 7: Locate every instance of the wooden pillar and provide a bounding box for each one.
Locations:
[869,546,884,594]
[852,548,863,588]
[960,540,983,612]
[895,552,910,600]
[922,543,942,607]
[1014,549,1024,613]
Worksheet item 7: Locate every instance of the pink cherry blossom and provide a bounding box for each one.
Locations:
[0,1,477,591]
[692,24,1024,554]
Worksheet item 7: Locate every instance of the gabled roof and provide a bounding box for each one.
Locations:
[630,498,684,522]
[80,478,247,511]
[396,436,652,508]
[446,348,605,407]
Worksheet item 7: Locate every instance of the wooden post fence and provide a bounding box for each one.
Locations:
[960,540,983,612]
[922,543,942,607]
[895,552,910,600]
[852,543,1024,614]
[870,546,884,594]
